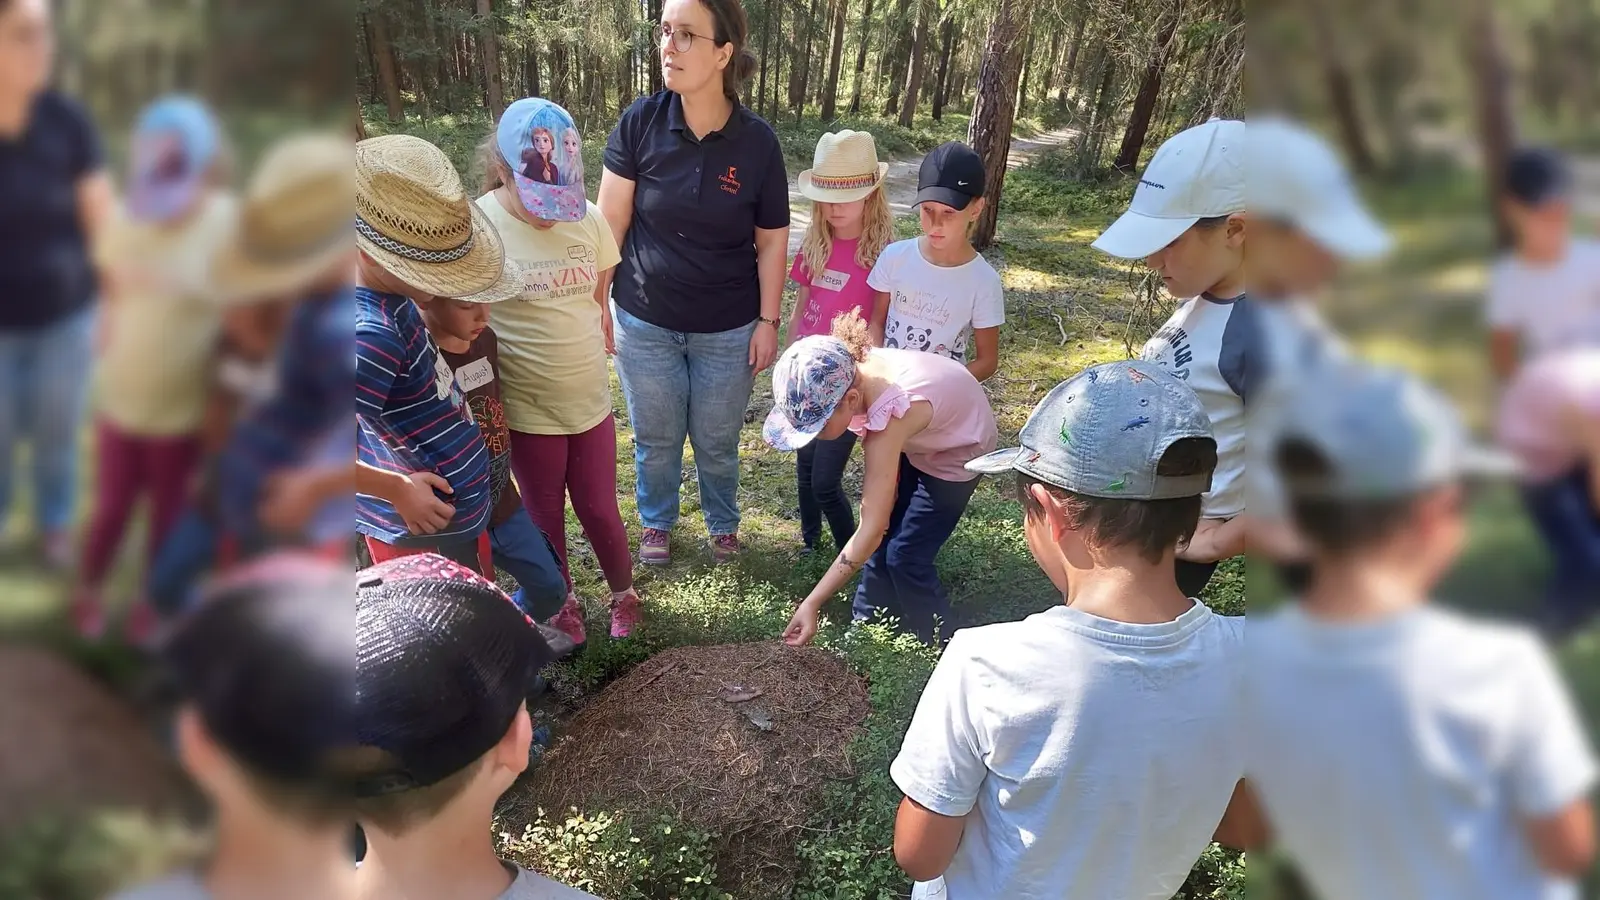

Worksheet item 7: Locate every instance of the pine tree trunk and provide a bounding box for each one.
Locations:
[820,0,849,122]
[1016,29,1035,116]
[370,11,406,123]
[1305,0,1375,175]
[361,15,382,104]
[1469,0,1515,249]
[898,0,933,127]
[881,0,913,117]
[1058,7,1086,114]
[526,41,541,97]
[477,0,505,121]
[648,0,665,93]
[1113,6,1180,173]
[759,0,773,117]
[795,0,823,121]
[967,0,1034,251]
[1040,26,1061,105]
[931,13,955,120]
[847,0,876,115]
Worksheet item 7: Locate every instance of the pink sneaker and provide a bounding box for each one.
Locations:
[710,533,741,564]
[546,593,587,648]
[123,600,161,649]
[70,589,106,641]
[610,589,643,639]
[640,528,671,566]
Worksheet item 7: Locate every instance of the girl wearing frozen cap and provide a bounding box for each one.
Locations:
[765,311,997,647]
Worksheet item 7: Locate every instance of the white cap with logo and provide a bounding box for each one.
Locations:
[1092,118,1246,260]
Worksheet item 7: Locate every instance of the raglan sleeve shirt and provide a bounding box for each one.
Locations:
[890,631,992,817]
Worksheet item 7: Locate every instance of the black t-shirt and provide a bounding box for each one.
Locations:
[603,91,790,334]
[0,91,103,331]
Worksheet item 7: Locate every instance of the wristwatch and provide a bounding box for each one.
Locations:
[757,316,779,328]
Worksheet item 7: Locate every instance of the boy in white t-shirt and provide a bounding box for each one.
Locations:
[1092,118,1255,598]
[1244,362,1598,900]
[1488,148,1600,380]
[867,142,1004,381]
[890,359,1253,899]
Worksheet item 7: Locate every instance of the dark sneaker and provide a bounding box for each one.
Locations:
[640,528,671,566]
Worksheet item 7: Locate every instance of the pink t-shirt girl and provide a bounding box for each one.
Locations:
[1497,349,1600,481]
[849,348,998,482]
[790,237,878,340]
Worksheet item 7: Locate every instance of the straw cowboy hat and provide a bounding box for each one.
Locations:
[355,134,522,302]
[797,130,889,204]
[211,133,356,304]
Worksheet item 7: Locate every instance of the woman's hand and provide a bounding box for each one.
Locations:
[783,599,824,647]
[750,321,779,372]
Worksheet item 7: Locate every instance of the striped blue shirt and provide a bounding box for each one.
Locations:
[356,287,490,545]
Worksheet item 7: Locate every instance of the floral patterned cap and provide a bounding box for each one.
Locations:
[763,336,860,452]
[497,97,587,223]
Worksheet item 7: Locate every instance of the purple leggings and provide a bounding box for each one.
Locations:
[81,419,203,588]
[508,416,634,593]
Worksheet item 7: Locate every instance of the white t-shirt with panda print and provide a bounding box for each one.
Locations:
[868,238,1005,363]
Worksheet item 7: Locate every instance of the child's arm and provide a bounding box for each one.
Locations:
[354,459,457,535]
[782,402,934,646]
[594,266,617,355]
[1212,779,1271,850]
[894,798,968,883]
[1510,637,1600,878]
[1490,328,1521,382]
[785,284,810,351]
[966,326,1000,382]
[1525,799,1596,878]
[1178,517,1248,564]
[868,290,890,347]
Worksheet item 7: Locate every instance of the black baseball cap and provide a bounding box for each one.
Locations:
[160,554,357,789]
[354,554,555,798]
[916,141,986,211]
[1505,147,1571,206]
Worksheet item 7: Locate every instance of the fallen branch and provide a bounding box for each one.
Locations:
[1051,312,1068,346]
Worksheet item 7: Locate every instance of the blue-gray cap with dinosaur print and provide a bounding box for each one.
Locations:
[966,359,1215,500]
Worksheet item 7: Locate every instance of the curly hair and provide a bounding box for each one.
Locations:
[829,308,873,363]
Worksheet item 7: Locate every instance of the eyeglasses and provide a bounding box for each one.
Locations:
[659,23,713,53]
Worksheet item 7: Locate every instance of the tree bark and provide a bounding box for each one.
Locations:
[898,0,933,127]
[1058,6,1086,114]
[821,0,850,122]
[759,0,773,117]
[932,12,955,120]
[795,0,824,120]
[1468,0,1516,250]
[648,0,665,93]
[881,0,914,117]
[1303,0,1375,175]
[847,0,876,114]
[1016,28,1035,116]
[370,10,406,123]
[476,0,505,121]
[1113,4,1181,173]
[526,40,541,98]
[967,0,1034,251]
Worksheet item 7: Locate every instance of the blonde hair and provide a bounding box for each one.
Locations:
[798,188,893,286]
[830,308,873,363]
[475,134,512,196]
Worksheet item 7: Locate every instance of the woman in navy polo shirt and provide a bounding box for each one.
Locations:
[0,0,114,567]
[598,0,790,567]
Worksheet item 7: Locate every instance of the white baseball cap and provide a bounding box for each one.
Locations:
[1246,116,1392,261]
[1092,118,1246,260]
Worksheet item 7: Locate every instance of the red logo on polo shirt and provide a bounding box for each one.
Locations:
[720,166,741,196]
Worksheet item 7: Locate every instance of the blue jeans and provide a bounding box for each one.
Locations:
[1522,465,1600,632]
[0,308,94,534]
[852,455,980,644]
[798,431,857,550]
[148,508,216,617]
[492,507,567,621]
[611,303,756,535]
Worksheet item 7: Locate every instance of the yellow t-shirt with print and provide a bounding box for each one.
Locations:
[476,194,622,435]
[91,192,238,436]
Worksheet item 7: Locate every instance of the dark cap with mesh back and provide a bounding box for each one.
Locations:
[354,553,555,798]
[160,554,357,787]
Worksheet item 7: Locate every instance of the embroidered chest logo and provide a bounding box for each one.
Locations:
[720,166,742,196]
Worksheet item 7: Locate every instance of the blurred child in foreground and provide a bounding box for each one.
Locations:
[109,557,356,900]
[1242,363,1598,900]
[75,96,235,641]
[147,133,356,619]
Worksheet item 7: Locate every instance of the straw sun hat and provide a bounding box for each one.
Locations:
[355,134,523,302]
[797,130,889,204]
[211,132,356,304]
